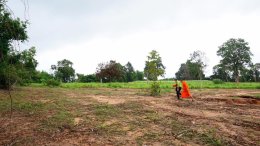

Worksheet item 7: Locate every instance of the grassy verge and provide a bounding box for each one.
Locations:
[31,80,260,89]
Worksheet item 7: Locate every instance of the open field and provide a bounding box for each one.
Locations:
[0,87,260,145]
[32,80,260,89]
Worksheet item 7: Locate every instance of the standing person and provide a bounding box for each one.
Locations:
[180,80,192,99]
[173,79,182,100]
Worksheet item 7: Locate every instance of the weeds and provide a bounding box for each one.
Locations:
[41,110,74,132]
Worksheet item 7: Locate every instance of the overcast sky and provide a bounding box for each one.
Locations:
[7,0,260,78]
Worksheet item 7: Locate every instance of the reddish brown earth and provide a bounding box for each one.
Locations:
[0,88,259,145]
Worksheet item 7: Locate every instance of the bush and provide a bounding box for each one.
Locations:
[44,79,61,87]
[212,79,224,84]
[150,81,161,96]
[0,63,20,89]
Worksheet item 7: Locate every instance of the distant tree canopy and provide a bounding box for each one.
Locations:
[33,71,53,83]
[175,50,206,80]
[211,64,232,82]
[94,61,144,83]
[144,50,165,81]
[77,73,97,83]
[96,60,125,82]
[136,70,144,81]
[51,59,75,83]
[125,62,136,82]
[214,38,253,82]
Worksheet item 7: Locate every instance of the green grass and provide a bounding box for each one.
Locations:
[31,80,260,89]
[41,110,74,131]
[254,94,260,98]
[90,104,122,120]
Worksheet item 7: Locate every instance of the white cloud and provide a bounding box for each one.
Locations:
[7,0,260,78]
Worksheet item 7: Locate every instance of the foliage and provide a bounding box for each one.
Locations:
[189,50,207,79]
[175,63,190,80]
[211,64,232,82]
[44,79,61,87]
[0,61,20,89]
[175,60,205,80]
[125,62,136,82]
[217,38,252,82]
[96,60,126,82]
[0,1,29,89]
[76,73,97,82]
[0,1,28,61]
[52,59,75,83]
[0,47,38,88]
[144,50,165,81]
[251,63,260,82]
[150,81,161,96]
[175,50,206,80]
[212,79,224,84]
[136,70,144,81]
[33,71,53,83]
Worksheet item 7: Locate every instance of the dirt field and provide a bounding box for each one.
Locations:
[0,87,259,146]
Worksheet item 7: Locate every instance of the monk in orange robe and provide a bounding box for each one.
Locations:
[180,80,192,98]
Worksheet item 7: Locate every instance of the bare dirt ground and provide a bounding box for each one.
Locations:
[0,87,259,146]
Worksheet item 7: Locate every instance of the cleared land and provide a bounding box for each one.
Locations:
[0,87,259,145]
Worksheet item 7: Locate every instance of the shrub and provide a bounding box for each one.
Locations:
[44,79,61,87]
[150,81,161,96]
[212,79,224,84]
[0,64,20,89]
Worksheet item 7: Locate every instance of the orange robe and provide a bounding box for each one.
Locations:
[181,81,192,98]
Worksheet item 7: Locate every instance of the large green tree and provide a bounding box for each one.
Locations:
[136,70,144,81]
[175,50,206,80]
[175,63,191,80]
[52,59,75,83]
[217,38,252,82]
[0,0,28,89]
[0,1,28,61]
[125,62,136,82]
[144,50,165,81]
[189,50,207,80]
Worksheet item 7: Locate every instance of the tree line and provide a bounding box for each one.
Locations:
[1,0,260,89]
[175,38,260,82]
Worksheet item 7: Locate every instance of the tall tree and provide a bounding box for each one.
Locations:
[189,50,207,80]
[217,38,252,82]
[125,62,136,82]
[52,59,75,83]
[136,70,144,81]
[144,50,165,81]
[175,63,190,80]
[0,0,28,89]
[175,60,205,80]
[254,63,260,82]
